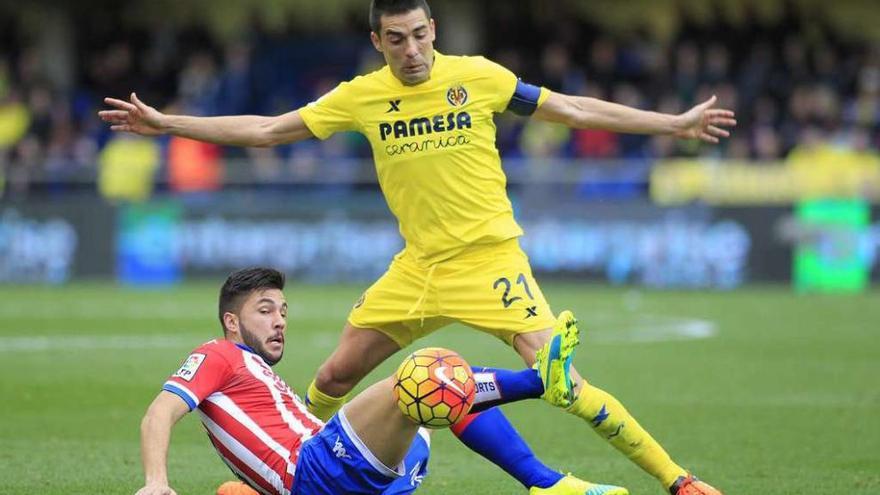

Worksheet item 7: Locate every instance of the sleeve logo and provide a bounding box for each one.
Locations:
[173,353,207,382]
[353,292,367,309]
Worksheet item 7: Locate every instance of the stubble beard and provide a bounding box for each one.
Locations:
[240,321,282,366]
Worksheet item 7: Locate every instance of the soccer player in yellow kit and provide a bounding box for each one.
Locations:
[101,1,736,493]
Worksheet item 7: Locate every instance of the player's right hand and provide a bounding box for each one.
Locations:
[99,92,166,136]
[134,483,178,495]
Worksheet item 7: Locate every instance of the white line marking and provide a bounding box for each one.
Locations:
[583,314,718,343]
[0,315,717,352]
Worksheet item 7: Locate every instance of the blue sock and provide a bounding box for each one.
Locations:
[470,367,543,412]
[451,408,563,489]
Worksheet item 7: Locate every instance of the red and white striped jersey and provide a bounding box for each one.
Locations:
[163,339,323,495]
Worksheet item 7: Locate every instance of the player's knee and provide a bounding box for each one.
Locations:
[315,360,361,396]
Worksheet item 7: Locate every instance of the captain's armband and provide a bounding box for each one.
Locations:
[506,80,544,116]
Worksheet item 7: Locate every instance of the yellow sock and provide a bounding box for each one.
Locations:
[305,379,349,422]
[568,381,687,488]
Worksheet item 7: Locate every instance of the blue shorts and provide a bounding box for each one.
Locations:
[291,409,431,495]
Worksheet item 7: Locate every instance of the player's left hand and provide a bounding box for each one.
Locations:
[134,483,177,495]
[99,93,167,136]
[674,95,737,144]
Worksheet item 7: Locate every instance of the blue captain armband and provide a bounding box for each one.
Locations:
[506,80,543,116]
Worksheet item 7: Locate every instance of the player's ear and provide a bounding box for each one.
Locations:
[429,18,436,41]
[223,312,239,335]
[370,31,382,52]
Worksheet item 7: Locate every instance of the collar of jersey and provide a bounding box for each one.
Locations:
[235,343,258,354]
[386,51,444,89]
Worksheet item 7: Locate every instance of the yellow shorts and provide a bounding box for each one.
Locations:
[348,239,556,347]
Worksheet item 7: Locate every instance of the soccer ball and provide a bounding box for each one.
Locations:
[393,347,476,429]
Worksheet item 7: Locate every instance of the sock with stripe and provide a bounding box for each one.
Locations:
[451,408,564,489]
[470,367,543,412]
[568,381,687,488]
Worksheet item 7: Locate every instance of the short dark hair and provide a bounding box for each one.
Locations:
[370,0,432,34]
[218,267,286,333]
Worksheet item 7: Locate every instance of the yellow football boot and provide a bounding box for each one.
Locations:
[530,474,628,495]
[535,310,580,408]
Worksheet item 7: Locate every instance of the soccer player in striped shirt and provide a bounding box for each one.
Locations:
[136,267,627,495]
[103,1,734,493]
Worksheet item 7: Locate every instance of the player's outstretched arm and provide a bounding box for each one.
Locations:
[99,92,315,147]
[533,92,736,144]
[134,391,190,495]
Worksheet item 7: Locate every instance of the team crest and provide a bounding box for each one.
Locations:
[447,84,468,107]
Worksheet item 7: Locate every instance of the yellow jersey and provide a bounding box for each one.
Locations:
[299,52,549,265]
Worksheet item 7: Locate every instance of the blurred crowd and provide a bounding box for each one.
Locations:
[1,6,879,200]
[493,35,880,162]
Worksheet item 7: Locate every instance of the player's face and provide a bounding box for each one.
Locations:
[232,289,288,365]
[370,8,436,85]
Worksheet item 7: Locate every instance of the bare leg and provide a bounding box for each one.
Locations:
[314,322,402,396]
[343,376,420,469]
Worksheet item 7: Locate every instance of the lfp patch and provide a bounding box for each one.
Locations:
[174,353,206,381]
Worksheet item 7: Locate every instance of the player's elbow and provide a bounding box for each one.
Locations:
[141,394,181,431]
[563,110,586,129]
[141,401,168,429]
[140,410,154,434]
[563,96,609,129]
[257,113,310,147]
[254,118,283,147]
[566,103,599,129]
[545,96,585,129]
[140,408,161,438]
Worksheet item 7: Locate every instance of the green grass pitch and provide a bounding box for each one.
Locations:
[0,283,878,494]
